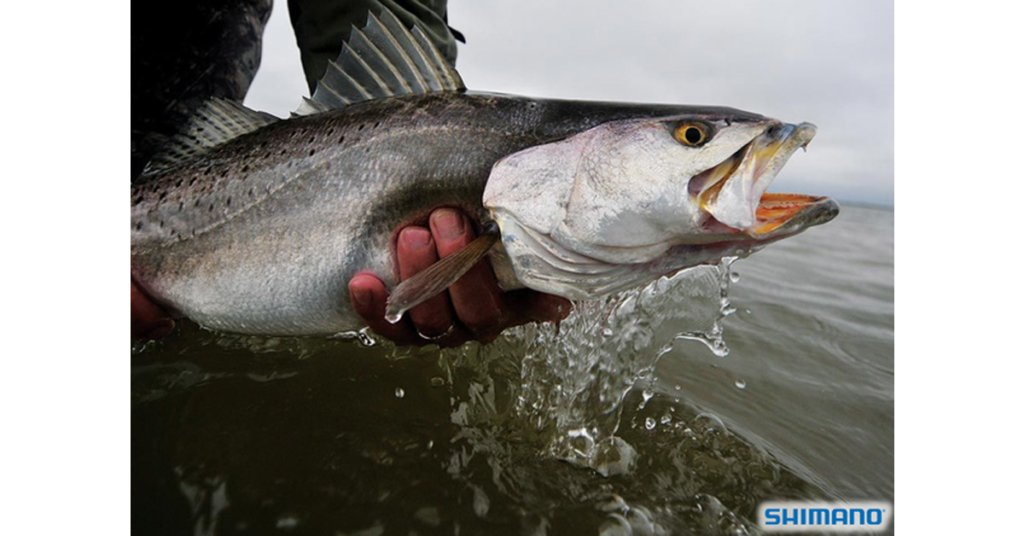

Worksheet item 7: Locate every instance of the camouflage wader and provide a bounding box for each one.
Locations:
[131,0,460,179]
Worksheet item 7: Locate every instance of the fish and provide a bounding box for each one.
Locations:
[130,8,838,336]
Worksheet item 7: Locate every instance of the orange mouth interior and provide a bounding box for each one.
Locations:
[752,193,828,235]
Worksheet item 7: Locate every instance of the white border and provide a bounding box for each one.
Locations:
[898,0,1024,532]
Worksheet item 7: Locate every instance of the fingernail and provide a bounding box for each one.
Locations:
[351,286,373,308]
[143,318,175,340]
[431,208,465,240]
[401,227,433,250]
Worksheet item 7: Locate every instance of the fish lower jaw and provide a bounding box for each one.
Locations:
[695,193,838,242]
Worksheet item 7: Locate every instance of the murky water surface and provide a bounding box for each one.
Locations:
[132,205,893,535]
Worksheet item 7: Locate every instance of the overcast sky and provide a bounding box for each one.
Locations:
[246,0,893,206]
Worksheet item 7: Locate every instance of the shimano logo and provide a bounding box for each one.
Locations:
[758,501,892,532]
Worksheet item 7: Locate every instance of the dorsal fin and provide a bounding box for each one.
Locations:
[294,9,465,116]
[143,98,278,176]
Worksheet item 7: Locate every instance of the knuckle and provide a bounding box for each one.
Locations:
[463,309,505,336]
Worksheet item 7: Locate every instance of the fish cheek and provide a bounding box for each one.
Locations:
[558,138,693,251]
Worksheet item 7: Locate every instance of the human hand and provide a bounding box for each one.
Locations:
[131,281,175,340]
[348,208,572,347]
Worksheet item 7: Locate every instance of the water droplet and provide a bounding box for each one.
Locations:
[384,310,403,324]
[644,417,656,430]
[602,327,613,337]
[356,328,377,347]
[734,379,747,390]
[566,427,596,458]
[394,387,405,399]
[729,271,740,283]
[592,436,637,477]
[276,515,299,530]
[430,377,445,387]
[660,414,672,425]
[673,384,681,391]
[330,327,378,347]
[641,389,654,404]
[472,485,490,517]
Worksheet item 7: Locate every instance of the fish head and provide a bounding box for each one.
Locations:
[483,108,838,298]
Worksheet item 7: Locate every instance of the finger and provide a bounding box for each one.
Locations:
[348,271,419,344]
[131,281,174,339]
[506,290,574,324]
[429,208,507,337]
[396,226,457,339]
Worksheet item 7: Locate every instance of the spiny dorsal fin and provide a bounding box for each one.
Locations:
[143,98,278,176]
[294,9,464,116]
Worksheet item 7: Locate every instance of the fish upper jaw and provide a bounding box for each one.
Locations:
[698,122,817,231]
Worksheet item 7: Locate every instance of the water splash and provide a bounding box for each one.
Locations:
[331,326,379,347]
[674,257,739,357]
[491,265,735,472]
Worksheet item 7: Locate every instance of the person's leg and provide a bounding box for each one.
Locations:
[131,0,273,180]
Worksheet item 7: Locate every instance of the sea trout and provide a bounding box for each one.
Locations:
[130,9,837,336]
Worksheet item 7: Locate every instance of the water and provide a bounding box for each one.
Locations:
[132,205,893,534]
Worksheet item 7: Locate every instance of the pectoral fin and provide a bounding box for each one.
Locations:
[384,224,500,324]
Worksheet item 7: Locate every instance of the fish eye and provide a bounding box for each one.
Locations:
[674,122,711,147]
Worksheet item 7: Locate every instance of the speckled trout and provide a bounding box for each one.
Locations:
[130,9,838,336]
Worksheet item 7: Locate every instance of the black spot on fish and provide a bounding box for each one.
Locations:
[209,204,214,212]
[326,128,334,136]
[178,202,184,211]
[248,188,254,197]
[309,149,316,156]
[358,124,364,131]
[338,135,345,144]
[242,165,249,173]
[226,197,231,207]
[374,121,380,128]
[135,222,142,230]
[308,136,315,144]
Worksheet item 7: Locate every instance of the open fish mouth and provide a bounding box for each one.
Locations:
[692,121,838,242]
